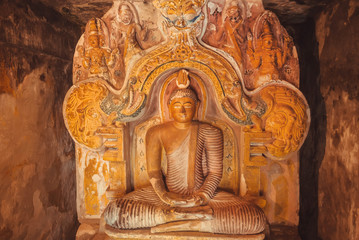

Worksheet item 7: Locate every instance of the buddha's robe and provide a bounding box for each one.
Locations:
[104,123,266,234]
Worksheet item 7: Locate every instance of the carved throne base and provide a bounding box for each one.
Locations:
[104,225,265,240]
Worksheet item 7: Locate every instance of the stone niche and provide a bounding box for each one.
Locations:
[63,0,310,239]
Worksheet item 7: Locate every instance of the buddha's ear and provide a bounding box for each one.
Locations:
[168,102,173,119]
[195,100,200,120]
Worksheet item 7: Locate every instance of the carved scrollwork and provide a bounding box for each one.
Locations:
[64,80,109,150]
[153,0,205,29]
[260,85,309,159]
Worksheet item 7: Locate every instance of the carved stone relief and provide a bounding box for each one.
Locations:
[63,0,310,237]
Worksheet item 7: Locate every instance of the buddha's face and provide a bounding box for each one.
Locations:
[169,97,196,123]
[119,5,133,25]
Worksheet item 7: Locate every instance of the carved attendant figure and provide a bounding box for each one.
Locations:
[104,70,266,235]
[111,3,147,66]
[82,18,118,84]
[247,20,285,88]
[206,2,245,65]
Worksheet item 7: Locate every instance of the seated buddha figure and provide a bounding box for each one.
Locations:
[104,74,266,235]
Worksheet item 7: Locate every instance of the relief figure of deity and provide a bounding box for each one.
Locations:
[81,18,119,85]
[247,20,288,88]
[204,1,246,65]
[110,3,148,67]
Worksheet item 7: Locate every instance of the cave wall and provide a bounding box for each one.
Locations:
[294,17,324,240]
[0,0,81,239]
[316,0,359,239]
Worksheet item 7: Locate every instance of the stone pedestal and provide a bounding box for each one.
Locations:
[105,226,265,240]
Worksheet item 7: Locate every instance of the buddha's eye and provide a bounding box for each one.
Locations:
[184,103,193,108]
[173,103,182,109]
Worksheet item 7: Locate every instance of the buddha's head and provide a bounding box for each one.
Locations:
[119,4,133,25]
[168,88,198,123]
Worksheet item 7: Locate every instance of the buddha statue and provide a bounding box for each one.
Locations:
[104,70,266,235]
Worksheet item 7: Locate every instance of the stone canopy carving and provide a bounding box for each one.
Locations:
[63,0,310,238]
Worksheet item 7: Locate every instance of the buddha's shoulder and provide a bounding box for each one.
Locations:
[147,122,172,134]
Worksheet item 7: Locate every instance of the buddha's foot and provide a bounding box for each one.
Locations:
[164,206,213,222]
[151,220,211,233]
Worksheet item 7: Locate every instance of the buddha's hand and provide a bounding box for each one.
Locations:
[192,192,210,206]
[160,192,189,207]
[173,192,209,208]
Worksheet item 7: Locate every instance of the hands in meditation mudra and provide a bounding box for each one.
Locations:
[104,71,266,235]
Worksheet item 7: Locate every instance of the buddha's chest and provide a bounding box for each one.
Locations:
[161,129,192,154]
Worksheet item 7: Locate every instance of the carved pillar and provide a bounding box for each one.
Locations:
[241,131,272,207]
[97,123,129,200]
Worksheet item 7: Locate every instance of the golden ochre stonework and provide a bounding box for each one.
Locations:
[64,81,108,149]
[153,0,205,28]
[65,0,311,229]
[210,119,238,194]
[125,32,240,117]
[260,85,308,158]
[153,0,205,11]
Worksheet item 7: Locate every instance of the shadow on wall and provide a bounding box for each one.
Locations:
[289,18,327,240]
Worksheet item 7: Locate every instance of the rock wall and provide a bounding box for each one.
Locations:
[0,0,81,239]
[316,0,359,239]
[294,17,325,240]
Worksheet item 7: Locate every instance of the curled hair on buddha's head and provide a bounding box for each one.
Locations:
[168,88,198,105]
[168,69,198,104]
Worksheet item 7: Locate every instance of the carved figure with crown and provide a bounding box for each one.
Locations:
[63,0,310,239]
[79,18,119,86]
[247,20,285,88]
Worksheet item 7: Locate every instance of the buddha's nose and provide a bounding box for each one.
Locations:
[180,106,186,113]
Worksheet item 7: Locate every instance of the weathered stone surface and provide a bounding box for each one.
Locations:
[0,0,81,239]
[35,0,333,26]
[105,226,265,240]
[316,1,359,239]
[76,223,99,240]
[293,17,325,240]
[36,0,114,26]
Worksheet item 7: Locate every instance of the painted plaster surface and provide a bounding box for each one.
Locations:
[0,1,81,239]
[317,1,359,239]
[63,2,311,237]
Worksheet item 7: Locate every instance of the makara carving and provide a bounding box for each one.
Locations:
[63,0,310,238]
